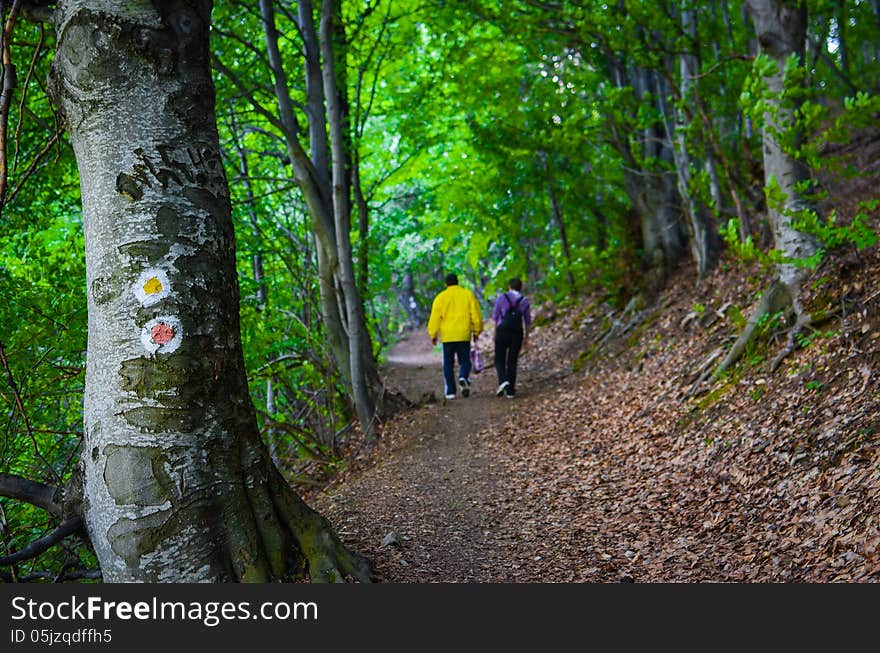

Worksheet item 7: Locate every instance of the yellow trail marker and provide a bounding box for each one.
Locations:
[143,277,163,295]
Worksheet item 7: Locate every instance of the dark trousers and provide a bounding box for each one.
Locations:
[494,329,523,394]
[442,341,471,395]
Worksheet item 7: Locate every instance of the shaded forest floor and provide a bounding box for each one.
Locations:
[306,262,880,582]
[305,135,880,583]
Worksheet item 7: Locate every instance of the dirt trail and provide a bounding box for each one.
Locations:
[309,330,542,582]
[309,250,880,584]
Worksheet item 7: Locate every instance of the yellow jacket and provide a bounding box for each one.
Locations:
[427,284,483,343]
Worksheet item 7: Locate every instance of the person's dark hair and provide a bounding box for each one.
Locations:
[445,273,458,286]
[509,277,522,292]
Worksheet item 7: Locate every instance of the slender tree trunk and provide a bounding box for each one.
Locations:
[320,0,377,438]
[664,4,717,282]
[259,0,346,370]
[51,0,371,582]
[353,158,370,299]
[297,0,330,186]
[834,0,850,77]
[872,0,880,67]
[548,185,575,288]
[399,270,423,326]
[229,114,267,311]
[266,377,281,468]
[261,0,382,431]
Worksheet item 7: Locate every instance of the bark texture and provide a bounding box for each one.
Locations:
[746,0,818,288]
[51,0,371,582]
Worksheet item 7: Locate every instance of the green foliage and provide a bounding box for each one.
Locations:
[792,205,877,251]
[1,199,87,578]
[0,0,878,580]
[726,305,747,330]
[755,310,785,334]
[720,219,761,264]
[740,37,879,271]
[740,53,779,124]
[807,379,824,392]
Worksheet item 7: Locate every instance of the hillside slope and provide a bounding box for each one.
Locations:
[306,130,880,582]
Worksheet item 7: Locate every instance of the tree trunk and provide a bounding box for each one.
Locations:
[320,0,377,439]
[398,270,424,326]
[353,160,370,299]
[261,0,382,432]
[834,0,850,78]
[50,0,371,583]
[548,185,576,289]
[229,113,267,312]
[715,1,819,376]
[668,4,718,282]
[746,0,818,289]
[259,0,350,385]
[611,62,686,291]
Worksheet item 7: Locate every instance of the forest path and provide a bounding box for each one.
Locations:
[307,262,880,584]
[308,328,558,582]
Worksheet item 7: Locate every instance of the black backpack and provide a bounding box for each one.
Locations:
[498,293,524,333]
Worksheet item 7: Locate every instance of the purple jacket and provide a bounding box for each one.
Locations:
[491,290,532,331]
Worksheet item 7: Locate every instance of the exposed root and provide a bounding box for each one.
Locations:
[714,279,792,378]
[769,297,813,372]
[586,296,646,362]
[378,385,414,417]
[269,470,374,583]
[683,346,724,400]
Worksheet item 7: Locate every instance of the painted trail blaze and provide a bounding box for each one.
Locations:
[143,277,164,295]
[141,315,183,354]
[135,269,171,307]
[149,322,175,345]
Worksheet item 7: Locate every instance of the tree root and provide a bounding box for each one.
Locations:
[769,297,813,372]
[268,469,374,583]
[2,442,375,583]
[588,296,645,360]
[713,278,793,378]
[683,346,725,400]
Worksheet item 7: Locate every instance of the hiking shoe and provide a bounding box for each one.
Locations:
[496,381,509,397]
[505,392,515,399]
[459,377,470,397]
[444,393,455,400]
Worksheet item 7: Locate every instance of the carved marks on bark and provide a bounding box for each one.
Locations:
[115,144,225,201]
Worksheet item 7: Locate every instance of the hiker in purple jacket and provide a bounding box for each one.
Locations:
[491,277,531,399]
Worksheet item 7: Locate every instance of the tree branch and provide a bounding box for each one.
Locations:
[0,0,23,209]
[0,473,61,516]
[0,342,62,484]
[0,516,82,566]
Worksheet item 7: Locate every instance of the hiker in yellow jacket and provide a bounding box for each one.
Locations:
[427,273,483,399]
